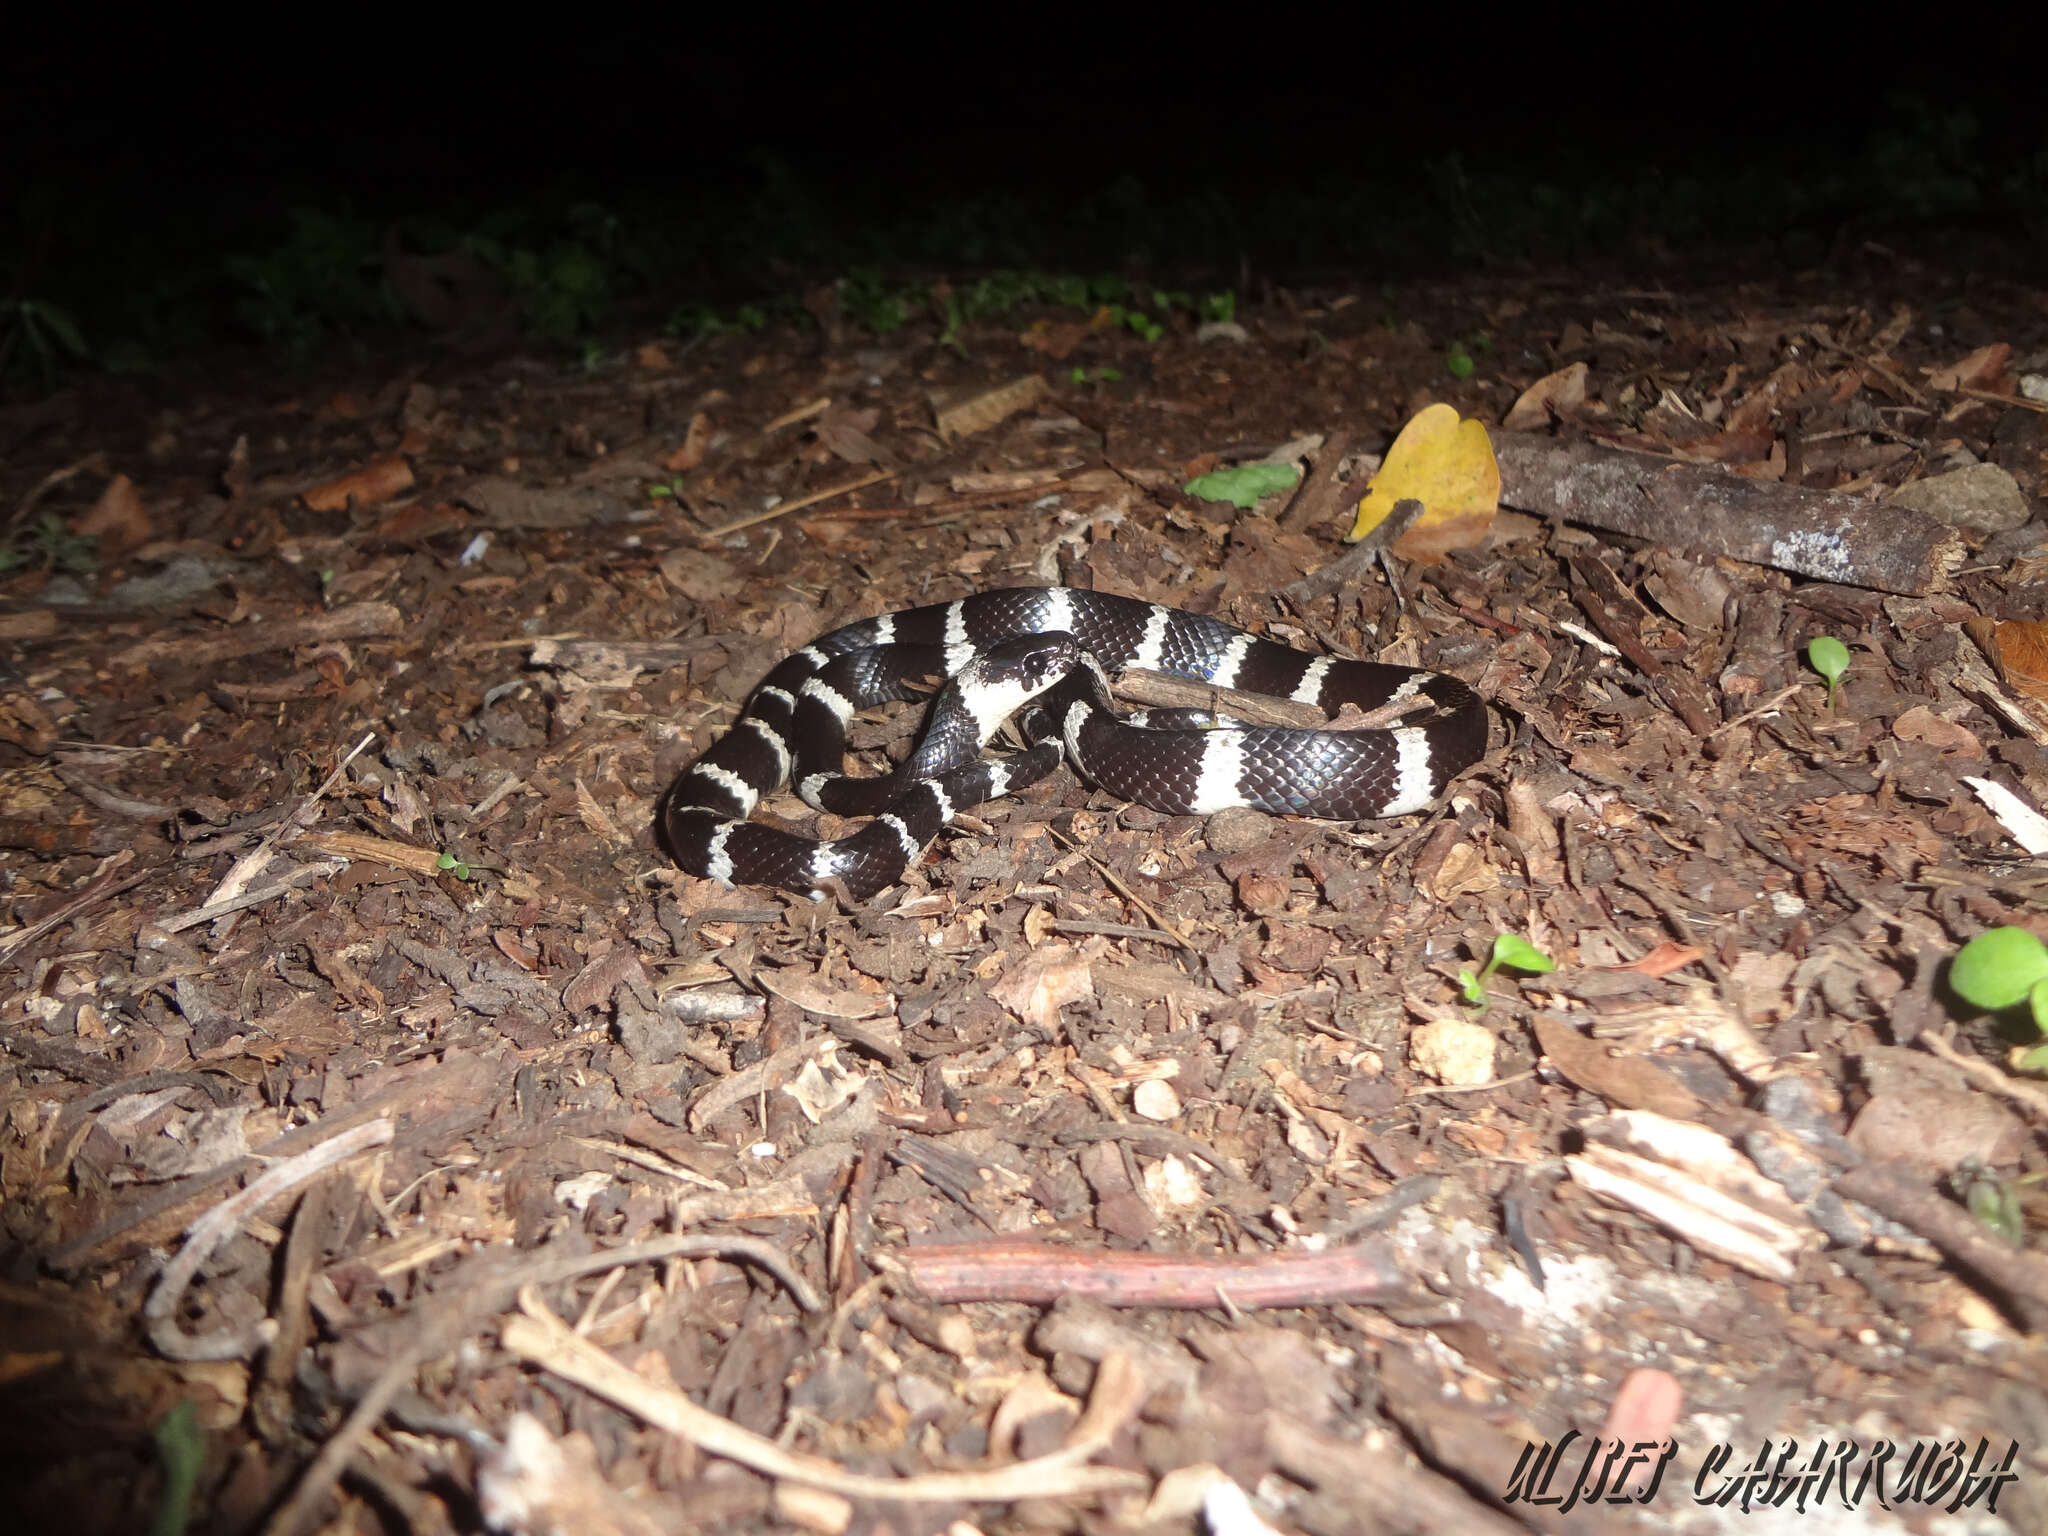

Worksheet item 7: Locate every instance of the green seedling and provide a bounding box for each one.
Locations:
[0,297,90,391]
[1457,934,1556,1010]
[1445,331,1491,380]
[1948,926,2048,1066]
[150,1400,202,1536]
[0,510,97,575]
[1069,365,1122,387]
[1184,461,1300,510]
[1200,291,1237,324]
[1961,1163,2026,1246]
[1806,636,1850,707]
[436,851,473,881]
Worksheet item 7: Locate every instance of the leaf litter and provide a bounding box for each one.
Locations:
[0,258,2045,1533]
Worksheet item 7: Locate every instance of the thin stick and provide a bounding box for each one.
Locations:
[698,469,897,539]
[501,1298,1147,1502]
[147,1118,395,1361]
[263,1338,425,1536]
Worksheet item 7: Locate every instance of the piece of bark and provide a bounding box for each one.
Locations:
[113,602,404,670]
[1495,434,1966,596]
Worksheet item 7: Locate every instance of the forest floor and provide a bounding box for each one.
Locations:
[2,241,2046,1535]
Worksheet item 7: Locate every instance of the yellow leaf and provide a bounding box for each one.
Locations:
[1345,404,1500,560]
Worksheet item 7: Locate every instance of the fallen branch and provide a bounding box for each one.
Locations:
[1494,433,1966,596]
[881,1236,1409,1308]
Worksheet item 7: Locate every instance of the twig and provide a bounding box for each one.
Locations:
[698,469,897,539]
[1833,1159,2048,1333]
[152,860,347,934]
[881,1235,1409,1308]
[196,730,374,913]
[1917,1029,2048,1125]
[146,1119,395,1361]
[1276,428,1356,535]
[0,856,144,960]
[1277,498,1425,610]
[1114,669,1432,731]
[500,1295,1148,1502]
[1044,826,1195,951]
[264,1338,424,1536]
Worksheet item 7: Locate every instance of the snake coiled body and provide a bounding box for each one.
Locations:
[660,587,1486,899]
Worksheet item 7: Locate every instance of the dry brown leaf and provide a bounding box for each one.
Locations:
[303,454,415,512]
[989,945,1092,1033]
[931,375,1049,442]
[661,411,715,472]
[1926,342,2012,394]
[1892,705,1984,757]
[1990,618,2048,701]
[72,473,152,557]
[1502,361,1588,431]
[755,970,894,1020]
[1613,942,1706,978]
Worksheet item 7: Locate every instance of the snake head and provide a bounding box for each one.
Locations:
[948,632,1084,744]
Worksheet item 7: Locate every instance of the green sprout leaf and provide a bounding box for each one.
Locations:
[1458,934,1556,1011]
[1490,935,1556,974]
[1965,1171,2024,1246]
[436,852,457,871]
[1446,343,1475,379]
[1184,461,1301,510]
[151,1400,203,1536]
[1806,635,1850,708]
[1949,926,2048,1012]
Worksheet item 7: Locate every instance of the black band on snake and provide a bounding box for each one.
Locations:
[659,587,1487,900]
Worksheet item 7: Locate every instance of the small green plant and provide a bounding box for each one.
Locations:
[150,1400,202,1536]
[1948,926,2048,1068]
[1806,636,1851,707]
[1445,330,1492,380]
[1960,1162,2025,1246]
[1457,934,1556,1009]
[1069,365,1122,387]
[436,850,473,881]
[1200,290,1237,324]
[226,206,396,358]
[842,268,922,335]
[0,510,97,575]
[1120,308,1164,343]
[0,297,90,391]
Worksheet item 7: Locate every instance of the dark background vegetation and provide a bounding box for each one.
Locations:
[4,23,2042,391]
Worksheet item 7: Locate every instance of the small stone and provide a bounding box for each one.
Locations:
[1203,806,1274,854]
[1408,1018,1497,1086]
[1887,463,2032,532]
[1132,1078,1182,1121]
[1142,1153,1206,1213]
